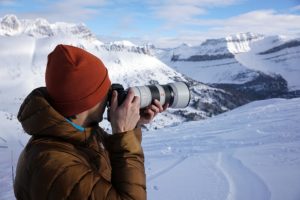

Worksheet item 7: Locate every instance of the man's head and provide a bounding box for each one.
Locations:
[45,44,111,124]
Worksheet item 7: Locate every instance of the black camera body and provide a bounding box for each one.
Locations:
[107,84,128,107]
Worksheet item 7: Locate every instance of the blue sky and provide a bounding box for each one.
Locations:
[1,0,300,46]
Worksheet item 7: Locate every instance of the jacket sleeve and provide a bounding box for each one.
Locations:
[103,127,146,199]
[70,127,146,200]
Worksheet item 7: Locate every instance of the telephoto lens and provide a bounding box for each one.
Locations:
[107,82,191,109]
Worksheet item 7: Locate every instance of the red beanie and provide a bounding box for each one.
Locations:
[45,44,111,117]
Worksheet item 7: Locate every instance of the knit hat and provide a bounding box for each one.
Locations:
[45,44,111,117]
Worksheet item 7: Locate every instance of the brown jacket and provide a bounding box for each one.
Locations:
[14,87,146,200]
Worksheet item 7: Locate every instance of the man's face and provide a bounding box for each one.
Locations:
[87,95,108,125]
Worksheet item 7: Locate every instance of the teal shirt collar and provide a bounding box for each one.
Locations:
[65,118,85,132]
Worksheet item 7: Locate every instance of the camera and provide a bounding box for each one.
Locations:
[107,82,191,109]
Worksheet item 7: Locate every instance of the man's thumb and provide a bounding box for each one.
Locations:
[110,90,118,111]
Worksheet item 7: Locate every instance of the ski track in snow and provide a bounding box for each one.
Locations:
[147,156,188,182]
[217,151,271,200]
[0,147,14,200]
[144,135,272,199]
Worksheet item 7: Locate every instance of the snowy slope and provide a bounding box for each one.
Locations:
[0,33,192,130]
[1,98,299,199]
[145,97,300,200]
[0,111,26,200]
[158,33,300,90]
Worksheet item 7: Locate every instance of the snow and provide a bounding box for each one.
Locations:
[157,33,264,84]
[159,33,300,89]
[110,40,136,47]
[226,32,263,53]
[0,31,188,116]
[1,97,300,199]
[144,98,300,200]
[0,14,95,40]
[168,58,259,84]
[235,36,300,90]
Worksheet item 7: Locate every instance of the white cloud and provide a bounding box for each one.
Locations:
[0,0,18,6]
[148,9,300,47]
[145,1,300,47]
[99,8,300,48]
[148,0,240,26]
[3,0,107,23]
[207,10,300,36]
[46,0,104,21]
[155,4,206,23]
[291,5,300,11]
[148,0,238,7]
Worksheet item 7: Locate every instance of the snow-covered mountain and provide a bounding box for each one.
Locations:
[0,15,245,131]
[0,14,95,40]
[157,32,300,94]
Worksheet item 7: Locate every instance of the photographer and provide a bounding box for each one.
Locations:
[14,44,167,200]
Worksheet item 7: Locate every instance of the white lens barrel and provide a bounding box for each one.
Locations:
[130,82,190,109]
[130,86,152,108]
[168,82,190,108]
[155,84,166,106]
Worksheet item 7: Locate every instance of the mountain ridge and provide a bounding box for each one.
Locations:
[157,32,300,91]
[0,15,248,131]
[0,14,94,40]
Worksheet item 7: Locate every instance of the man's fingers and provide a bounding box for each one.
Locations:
[163,103,169,111]
[132,95,140,107]
[153,99,164,112]
[146,108,155,117]
[110,91,118,111]
[149,105,160,113]
[123,88,136,106]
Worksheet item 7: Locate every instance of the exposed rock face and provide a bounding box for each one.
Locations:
[212,73,291,101]
[259,40,300,55]
[171,53,235,62]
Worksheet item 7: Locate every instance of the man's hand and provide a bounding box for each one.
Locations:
[137,99,168,127]
[109,89,140,134]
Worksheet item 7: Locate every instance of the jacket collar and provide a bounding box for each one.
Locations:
[17,87,98,146]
